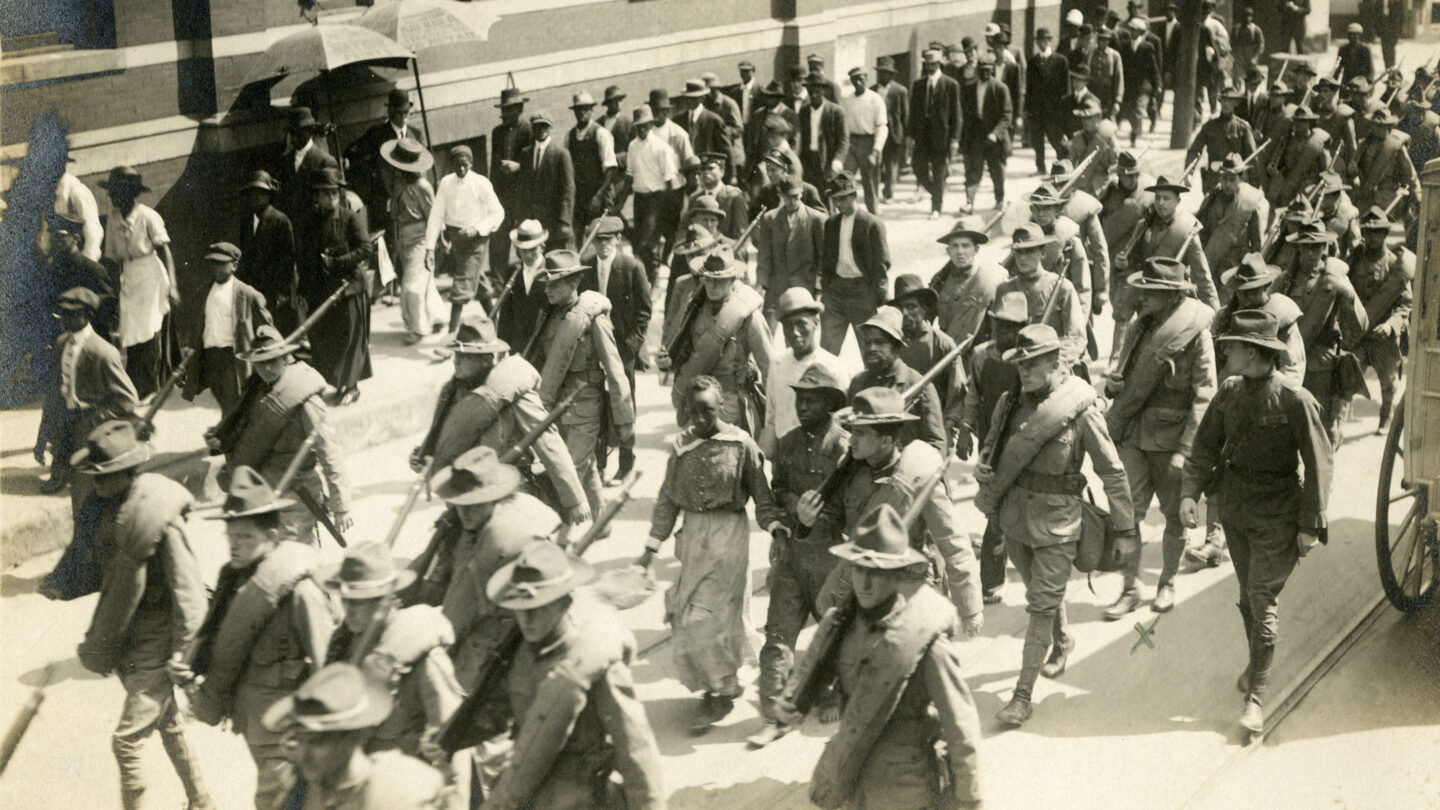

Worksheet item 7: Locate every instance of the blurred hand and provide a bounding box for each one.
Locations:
[566,504,592,525]
[1297,530,1321,557]
[408,447,427,473]
[333,511,353,533]
[1180,497,1200,528]
[974,462,995,485]
[796,490,824,527]
[33,440,47,466]
[166,652,198,687]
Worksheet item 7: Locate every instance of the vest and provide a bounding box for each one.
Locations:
[535,291,609,406]
[567,121,606,196]
[1107,298,1214,440]
[812,587,955,800]
[975,375,1096,516]
[227,363,329,473]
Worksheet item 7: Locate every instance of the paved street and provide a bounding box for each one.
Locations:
[3,38,1437,809]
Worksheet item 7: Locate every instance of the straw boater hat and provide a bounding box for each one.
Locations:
[937,215,990,245]
[693,247,742,279]
[99,165,150,193]
[237,325,299,363]
[829,503,928,569]
[1216,309,1288,353]
[1009,223,1055,250]
[1220,253,1280,290]
[448,314,509,355]
[487,539,596,610]
[261,662,393,734]
[208,465,296,520]
[320,541,417,599]
[70,420,152,475]
[789,364,848,410]
[380,137,434,174]
[429,446,523,506]
[860,305,906,344]
[776,287,824,318]
[1002,324,1065,363]
[843,387,919,426]
[537,249,589,283]
[889,273,938,313]
[1127,257,1196,293]
[509,219,549,250]
[680,79,708,99]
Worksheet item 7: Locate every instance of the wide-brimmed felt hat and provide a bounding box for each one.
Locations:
[486,539,595,610]
[261,663,393,734]
[844,387,919,426]
[208,465,295,520]
[1211,152,1247,174]
[538,249,589,283]
[603,85,626,104]
[57,287,101,312]
[99,166,150,193]
[205,242,242,263]
[286,107,325,133]
[673,223,718,257]
[1127,256,1195,292]
[829,503,928,569]
[632,105,656,126]
[1220,252,1281,290]
[686,195,727,222]
[320,541,417,599]
[1347,75,1372,92]
[570,91,597,109]
[241,169,280,194]
[648,89,673,110]
[593,215,626,237]
[380,137,434,173]
[496,87,528,108]
[238,325,298,363]
[509,219,550,249]
[1048,160,1076,181]
[1027,185,1065,207]
[1220,85,1246,100]
[759,80,785,98]
[1314,75,1341,91]
[1117,151,1142,174]
[1291,105,1320,122]
[309,166,347,190]
[1269,80,1294,96]
[694,247,742,279]
[1283,197,1316,221]
[789,364,847,409]
[860,305,906,344]
[430,446,522,506]
[1002,323,1065,362]
[1310,171,1350,193]
[777,287,824,318]
[1145,174,1189,194]
[71,420,152,475]
[449,314,509,355]
[1285,220,1336,245]
[1217,309,1288,352]
[1010,223,1055,250]
[937,215,990,245]
[1359,206,1394,231]
[988,290,1029,324]
[889,273,938,312]
[1369,108,1400,126]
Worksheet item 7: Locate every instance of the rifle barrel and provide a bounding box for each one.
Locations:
[285,282,349,344]
[733,205,772,250]
[274,427,322,496]
[571,470,643,557]
[1057,151,1098,197]
[901,330,979,405]
[500,387,581,465]
[138,347,196,432]
[901,465,947,527]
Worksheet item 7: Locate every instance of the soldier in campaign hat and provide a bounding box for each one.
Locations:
[1347,206,1414,434]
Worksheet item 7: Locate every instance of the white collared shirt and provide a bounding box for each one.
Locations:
[425,170,505,246]
[595,254,614,294]
[809,105,824,151]
[626,132,680,193]
[763,346,850,448]
[521,256,545,294]
[203,276,238,348]
[835,212,861,278]
[53,173,103,262]
[60,323,93,410]
[292,140,312,172]
[841,88,889,153]
[532,137,549,171]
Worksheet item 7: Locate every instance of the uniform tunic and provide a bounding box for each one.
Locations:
[847,357,948,456]
[928,259,1006,346]
[994,270,1088,364]
[897,323,958,411]
[1277,257,1368,440]
[1348,244,1414,406]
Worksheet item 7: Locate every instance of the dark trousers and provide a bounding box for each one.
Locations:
[881,138,904,198]
[911,146,950,212]
[963,142,1006,205]
[1228,520,1300,705]
[1302,368,1345,447]
[800,151,830,202]
[979,520,1008,598]
[125,335,162,400]
[201,346,243,416]
[758,538,839,721]
[1027,113,1069,173]
[1379,35,1398,69]
[632,190,677,285]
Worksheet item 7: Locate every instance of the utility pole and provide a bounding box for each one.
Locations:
[1170,0,1202,148]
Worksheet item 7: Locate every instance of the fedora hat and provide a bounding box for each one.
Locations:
[694,248,742,279]
[429,446,523,506]
[240,169,280,194]
[386,88,412,110]
[1034,27,1053,40]
[777,287,824,318]
[208,465,295,520]
[673,223,718,257]
[1010,223,1055,250]
[449,314,509,355]
[1369,108,1400,126]
[1285,220,1336,245]
[632,105,656,126]
[509,218,550,249]
[99,166,150,193]
[238,325,298,363]
[1220,253,1281,290]
[1002,324,1065,362]
[320,542,417,599]
[829,503,928,569]
[486,539,595,610]
[889,273,938,312]
[1211,152,1247,174]
[380,137,434,174]
[860,305,906,344]
[988,290,1030,324]
[261,663,392,734]
[680,79,707,98]
[57,286,101,312]
[1145,174,1190,194]
[1220,84,1247,100]
[789,364,847,410]
[875,56,896,73]
[603,85,626,104]
[286,107,324,133]
[1358,206,1394,231]
[686,195,727,223]
[759,80,785,98]
[496,87,528,108]
[844,387,919,426]
[1217,309,1288,353]
[538,249,589,283]
[648,89,673,110]
[309,166,347,190]
[205,242,242,264]
[1291,105,1320,122]
[1117,151,1142,175]
[1026,185,1065,207]
[1127,256,1195,292]
[570,91,598,109]
[70,420,152,475]
[937,215,990,245]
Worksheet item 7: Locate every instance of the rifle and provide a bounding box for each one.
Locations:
[0,663,55,776]
[732,204,772,251]
[284,282,349,344]
[135,347,196,439]
[1056,150,1099,197]
[663,283,707,363]
[488,264,525,328]
[501,387,581,465]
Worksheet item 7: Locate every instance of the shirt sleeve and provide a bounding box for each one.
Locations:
[299,394,349,513]
[648,451,682,544]
[591,662,665,810]
[483,671,590,810]
[1292,388,1334,531]
[162,523,209,657]
[145,206,171,247]
[919,636,983,805]
[1182,383,1228,501]
[924,479,983,619]
[1178,330,1218,456]
[475,175,506,237]
[514,391,585,509]
[596,125,618,170]
[425,177,449,247]
[1078,404,1136,532]
[74,183,104,262]
[870,95,889,154]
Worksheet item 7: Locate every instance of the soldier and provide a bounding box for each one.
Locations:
[641,375,779,729]
[1185,85,1259,194]
[68,421,214,810]
[660,249,771,430]
[1098,151,1154,355]
[929,215,1007,346]
[1264,107,1331,209]
[176,467,333,810]
[206,325,350,546]
[483,541,665,809]
[759,287,850,458]
[1066,99,1119,198]
[35,287,137,503]
[1353,109,1421,218]
[1310,172,1362,258]
[1252,81,1295,153]
[847,306,948,454]
[955,292,1028,602]
[1276,221,1369,445]
[750,364,849,748]
[1196,153,1267,304]
[525,250,635,522]
[261,663,448,809]
[975,326,1137,726]
[892,274,959,412]
[1102,259,1217,618]
[1348,207,1414,433]
[776,503,983,809]
[1181,310,1333,735]
[1048,160,1112,315]
[1312,78,1360,177]
[1114,174,1221,310]
[1019,186,1098,330]
[996,223,1088,367]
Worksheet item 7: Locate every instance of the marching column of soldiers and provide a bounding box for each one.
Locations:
[21,8,1438,809]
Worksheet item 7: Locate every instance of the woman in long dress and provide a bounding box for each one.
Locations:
[100,166,176,400]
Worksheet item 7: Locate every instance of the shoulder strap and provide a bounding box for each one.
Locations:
[975,377,1096,515]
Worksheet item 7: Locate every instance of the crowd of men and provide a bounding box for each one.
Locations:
[18,1,1439,808]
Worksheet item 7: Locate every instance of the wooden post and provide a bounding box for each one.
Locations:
[1169,0,1203,149]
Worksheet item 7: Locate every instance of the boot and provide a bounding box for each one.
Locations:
[1103,586,1142,621]
[1041,635,1075,679]
[1239,698,1264,735]
[1377,400,1393,434]
[605,448,635,486]
[1236,665,1252,694]
[161,726,212,810]
[1010,613,1054,715]
[1152,580,1176,613]
[996,693,1033,726]
[746,720,791,748]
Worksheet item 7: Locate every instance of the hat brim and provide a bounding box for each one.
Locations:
[71,442,152,475]
[204,498,298,520]
[539,267,589,283]
[1125,271,1195,292]
[570,100,598,109]
[260,674,393,734]
[686,207,726,222]
[859,322,906,344]
[890,288,939,311]
[99,180,151,193]
[241,181,278,194]
[495,97,530,108]
[779,302,825,318]
[789,383,847,408]
[238,343,300,363]
[509,229,550,249]
[379,141,435,174]
[673,239,718,257]
[938,229,989,245]
[843,411,920,426]
[1144,183,1190,194]
[604,93,627,103]
[430,463,523,505]
[1001,342,1064,362]
[829,541,928,569]
[449,337,510,355]
[1285,231,1336,245]
[319,565,419,600]
[1217,333,1289,353]
[1220,267,1279,290]
[695,268,742,280]
[1010,236,1056,250]
[486,554,596,610]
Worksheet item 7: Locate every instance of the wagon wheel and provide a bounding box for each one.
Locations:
[1375,403,1439,614]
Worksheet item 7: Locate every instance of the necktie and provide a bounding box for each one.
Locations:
[978,84,985,119]
[534,145,542,172]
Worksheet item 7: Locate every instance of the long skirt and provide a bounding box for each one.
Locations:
[309,291,372,389]
[666,509,754,695]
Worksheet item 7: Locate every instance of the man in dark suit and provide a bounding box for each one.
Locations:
[702,73,747,181]
[519,113,576,251]
[272,107,338,222]
[987,24,1026,138]
[727,61,762,143]
[960,54,1012,214]
[910,49,962,218]
[1120,16,1163,146]
[819,174,890,354]
[676,79,731,163]
[874,56,909,202]
[1026,28,1072,175]
[489,87,534,271]
[566,91,620,237]
[182,242,272,416]
[343,88,424,235]
[235,169,298,334]
[580,215,651,483]
[798,74,849,201]
[805,53,843,103]
[494,220,551,350]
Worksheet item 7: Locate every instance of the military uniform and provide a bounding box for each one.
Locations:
[1185,112,1258,192]
[1005,211,1094,316]
[1197,181,1266,303]
[847,357,948,456]
[1348,238,1414,427]
[1098,166,1154,326]
[1120,203,1222,311]
[1353,120,1420,214]
[928,254,1006,346]
[662,265,771,430]
[961,337,1021,599]
[1314,184,1362,258]
[1067,120,1119,197]
[897,318,958,411]
[994,266,1088,365]
[1264,124,1331,208]
[1059,186,1112,315]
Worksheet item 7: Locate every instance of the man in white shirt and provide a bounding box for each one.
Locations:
[184,242,272,416]
[760,287,850,457]
[626,105,683,282]
[840,66,890,214]
[426,145,505,333]
[51,171,104,262]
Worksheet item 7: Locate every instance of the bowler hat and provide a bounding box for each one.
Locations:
[988,290,1030,324]
[309,166,347,190]
[1035,27,1053,40]
[686,195,727,223]
[209,465,295,520]
[648,89,673,110]
[71,420,152,475]
[238,324,298,363]
[777,287,824,318]
[829,503,928,569]
[844,387,920,426]
[1358,206,1394,231]
[789,364,848,409]
[1126,256,1195,292]
[860,306,906,344]
[1217,309,1288,353]
[603,85,626,104]
[99,165,150,193]
[261,663,392,734]
[694,247,742,279]
[673,223,718,257]
[449,314,509,355]
[1010,223,1055,250]
[1145,174,1190,194]
[570,91,598,109]
[205,242,242,263]
[57,287,101,312]
[241,169,280,194]
[1220,253,1280,290]
[486,539,595,610]
[937,215,990,245]
[496,87,528,108]
[1001,324,1065,362]
[380,137,435,173]
[509,218,550,249]
[1285,220,1336,245]
[537,249,589,283]
[889,273,938,313]
[320,542,417,600]
[430,446,523,506]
